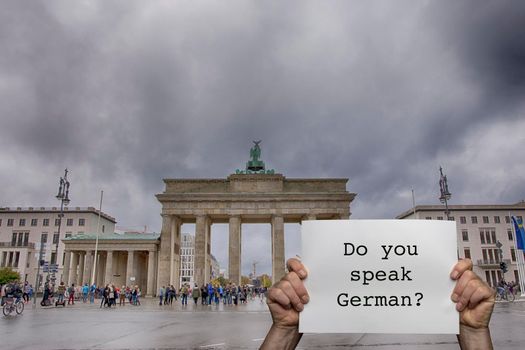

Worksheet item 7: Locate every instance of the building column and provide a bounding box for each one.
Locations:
[83,250,92,285]
[229,216,241,286]
[126,250,135,286]
[147,250,156,297]
[77,252,85,286]
[272,215,285,284]
[69,252,79,286]
[172,217,182,288]
[62,250,71,285]
[195,215,209,286]
[104,251,114,286]
[157,215,172,291]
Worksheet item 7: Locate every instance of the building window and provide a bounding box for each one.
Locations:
[55,218,60,226]
[0,219,2,226]
[505,216,510,223]
[480,232,485,244]
[471,216,478,224]
[460,216,467,224]
[66,218,73,226]
[11,232,17,246]
[494,216,500,224]
[508,230,513,240]
[17,232,23,246]
[14,252,20,268]
[464,249,471,259]
[19,218,26,226]
[491,230,496,244]
[102,225,105,233]
[425,216,431,220]
[53,233,59,245]
[31,218,38,226]
[79,218,85,226]
[65,233,72,238]
[462,230,469,242]
[43,218,49,226]
[41,233,48,243]
[449,216,455,221]
[511,248,516,262]
[51,252,56,265]
[7,218,14,226]
[482,216,489,224]
[24,232,29,246]
[437,216,443,220]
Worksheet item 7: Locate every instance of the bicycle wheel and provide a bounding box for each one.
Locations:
[508,291,515,302]
[15,301,24,314]
[495,292,502,301]
[2,303,12,316]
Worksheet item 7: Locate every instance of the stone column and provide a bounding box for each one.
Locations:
[195,215,209,286]
[62,250,71,285]
[205,217,211,282]
[229,216,241,285]
[172,217,182,288]
[83,251,92,285]
[147,250,156,296]
[157,215,172,291]
[105,251,114,286]
[126,250,135,286]
[271,216,285,284]
[69,252,79,286]
[77,252,85,286]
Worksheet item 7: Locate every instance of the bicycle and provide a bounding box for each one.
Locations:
[2,296,24,316]
[495,286,515,302]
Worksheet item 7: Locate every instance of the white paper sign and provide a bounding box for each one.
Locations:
[299,220,458,334]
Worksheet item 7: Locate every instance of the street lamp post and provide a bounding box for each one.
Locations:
[55,169,71,280]
[439,166,452,220]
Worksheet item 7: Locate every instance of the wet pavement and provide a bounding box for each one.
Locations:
[1,297,524,349]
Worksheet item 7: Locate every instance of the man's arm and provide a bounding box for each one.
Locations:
[450,259,495,350]
[260,258,309,350]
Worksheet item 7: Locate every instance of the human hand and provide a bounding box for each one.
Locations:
[266,258,309,329]
[450,259,495,329]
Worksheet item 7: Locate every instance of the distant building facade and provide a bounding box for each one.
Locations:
[0,206,115,287]
[180,233,194,286]
[397,202,525,287]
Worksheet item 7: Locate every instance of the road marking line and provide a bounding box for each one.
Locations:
[200,343,225,348]
[252,338,265,341]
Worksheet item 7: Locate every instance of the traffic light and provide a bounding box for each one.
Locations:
[500,261,508,273]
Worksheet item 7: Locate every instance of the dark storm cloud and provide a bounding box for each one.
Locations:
[1,1,524,275]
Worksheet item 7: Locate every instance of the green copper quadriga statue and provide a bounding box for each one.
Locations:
[235,140,276,174]
[247,140,265,171]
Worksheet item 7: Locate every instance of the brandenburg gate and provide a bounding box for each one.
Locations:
[156,142,355,288]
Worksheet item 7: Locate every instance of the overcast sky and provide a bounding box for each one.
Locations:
[1,1,524,277]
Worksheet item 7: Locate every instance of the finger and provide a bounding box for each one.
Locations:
[279,280,304,312]
[456,278,483,312]
[450,259,473,280]
[286,258,307,279]
[283,271,309,304]
[267,286,292,310]
[468,283,495,309]
[451,270,476,302]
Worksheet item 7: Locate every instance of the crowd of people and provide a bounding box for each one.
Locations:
[158,282,268,306]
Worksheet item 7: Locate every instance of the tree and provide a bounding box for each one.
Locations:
[211,276,229,286]
[0,267,20,285]
[260,274,272,288]
[241,275,251,286]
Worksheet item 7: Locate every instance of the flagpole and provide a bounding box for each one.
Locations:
[509,212,525,297]
[90,190,103,286]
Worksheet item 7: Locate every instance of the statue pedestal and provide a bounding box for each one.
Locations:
[246,160,265,171]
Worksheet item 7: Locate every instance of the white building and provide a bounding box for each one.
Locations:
[180,233,195,286]
[0,206,116,288]
[397,202,525,288]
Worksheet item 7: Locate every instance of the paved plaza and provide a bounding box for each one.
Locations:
[1,298,524,349]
